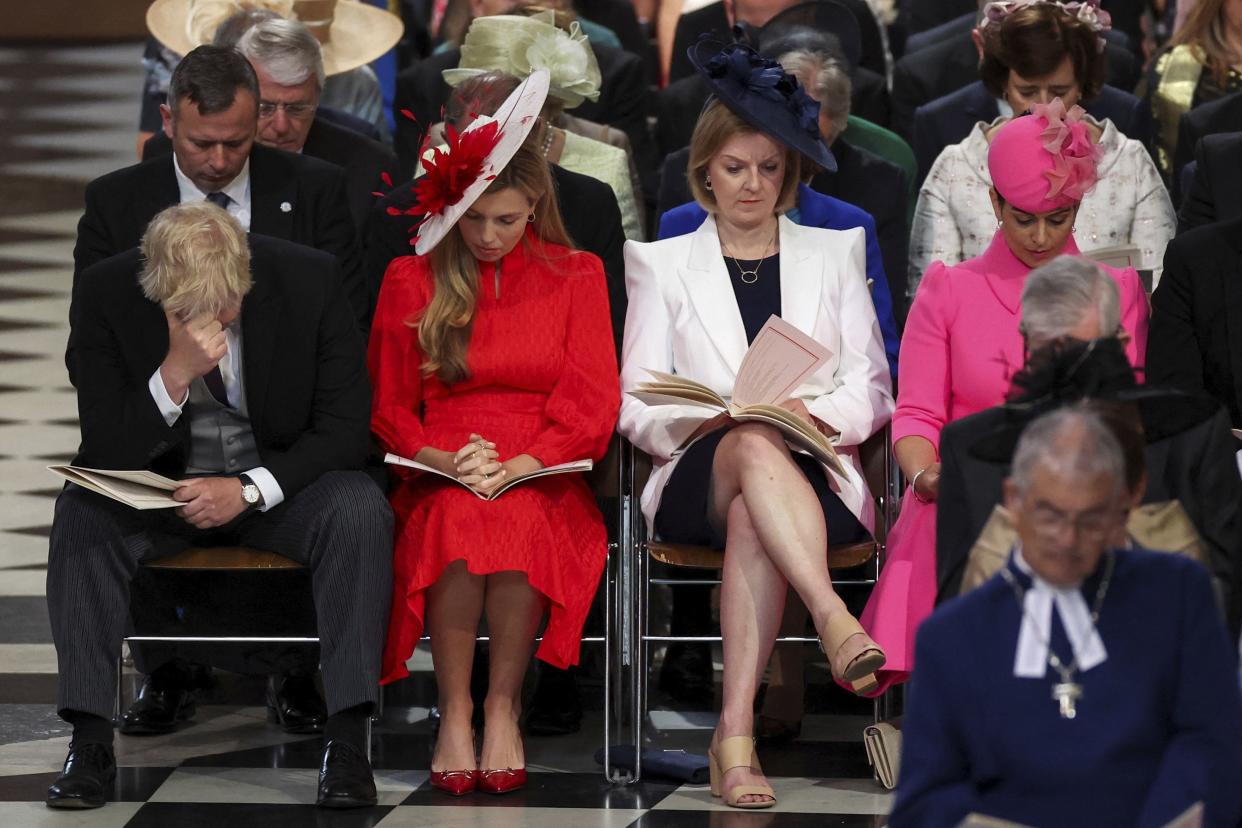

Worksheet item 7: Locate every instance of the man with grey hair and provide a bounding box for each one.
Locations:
[143,18,396,233]
[47,203,392,810]
[892,407,1242,825]
[935,255,1242,626]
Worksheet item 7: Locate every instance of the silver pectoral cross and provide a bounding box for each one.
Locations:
[1052,681,1082,719]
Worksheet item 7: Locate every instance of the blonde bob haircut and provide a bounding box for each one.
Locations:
[139,202,252,320]
[687,100,802,215]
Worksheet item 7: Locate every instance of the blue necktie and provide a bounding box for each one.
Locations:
[206,191,231,210]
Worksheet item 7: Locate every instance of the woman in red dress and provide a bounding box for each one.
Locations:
[368,74,619,795]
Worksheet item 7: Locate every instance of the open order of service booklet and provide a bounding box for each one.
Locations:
[47,466,181,509]
[384,453,592,500]
[628,315,845,475]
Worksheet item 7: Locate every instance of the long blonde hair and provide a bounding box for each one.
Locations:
[1172,0,1240,87]
[417,143,573,384]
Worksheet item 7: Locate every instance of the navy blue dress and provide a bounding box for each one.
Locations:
[891,548,1242,827]
[653,254,866,549]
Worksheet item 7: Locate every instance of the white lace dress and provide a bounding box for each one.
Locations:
[908,116,1174,297]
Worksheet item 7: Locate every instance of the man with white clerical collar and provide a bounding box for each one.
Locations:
[891,406,1242,826]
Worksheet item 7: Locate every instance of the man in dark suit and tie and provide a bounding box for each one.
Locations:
[142,18,397,234]
[45,202,392,810]
[74,43,369,738]
[74,45,367,334]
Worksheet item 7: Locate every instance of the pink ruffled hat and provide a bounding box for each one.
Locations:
[988,99,1101,214]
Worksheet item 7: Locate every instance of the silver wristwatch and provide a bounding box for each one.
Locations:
[239,474,263,509]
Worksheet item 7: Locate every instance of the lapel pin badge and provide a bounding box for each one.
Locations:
[280,201,292,213]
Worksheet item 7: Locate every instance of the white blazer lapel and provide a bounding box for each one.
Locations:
[678,214,749,374]
[776,216,822,338]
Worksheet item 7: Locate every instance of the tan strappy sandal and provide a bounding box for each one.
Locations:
[708,736,776,809]
[820,612,886,690]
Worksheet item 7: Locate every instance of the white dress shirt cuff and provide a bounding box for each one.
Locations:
[148,368,188,426]
[244,466,284,512]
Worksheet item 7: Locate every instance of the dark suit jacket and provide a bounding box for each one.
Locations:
[936,400,1242,633]
[142,118,398,233]
[668,0,888,83]
[1178,133,1242,232]
[911,80,1151,184]
[654,66,891,159]
[392,44,656,198]
[364,163,628,356]
[1175,92,1242,206]
[71,236,371,501]
[1149,216,1242,428]
[72,143,366,337]
[891,32,1140,140]
[903,8,972,55]
[576,0,654,77]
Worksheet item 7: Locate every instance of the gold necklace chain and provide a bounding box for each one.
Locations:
[722,226,777,285]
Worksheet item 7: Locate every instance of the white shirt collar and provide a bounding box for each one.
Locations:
[996,97,1014,119]
[172,154,252,219]
[1011,545,1108,679]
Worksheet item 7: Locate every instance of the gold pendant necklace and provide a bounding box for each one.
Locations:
[723,226,777,285]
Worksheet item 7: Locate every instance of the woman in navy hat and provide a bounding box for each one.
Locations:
[617,39,894,809]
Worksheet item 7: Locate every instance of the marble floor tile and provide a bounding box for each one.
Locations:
[377,806,646,828]
[631,811,885,827]
[0,645,57,674]
[126,801,394,827]
[147,766,426,807]
[0,801,143,828]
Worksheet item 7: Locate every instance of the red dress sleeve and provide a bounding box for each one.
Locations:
[523,253,621,467]
[367,256,431,460]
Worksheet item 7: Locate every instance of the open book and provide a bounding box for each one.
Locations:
[384,453,592,500]
[48,465,181,510]
[628,315,844,475]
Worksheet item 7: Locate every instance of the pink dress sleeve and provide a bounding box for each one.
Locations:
[892,261,956,454]
[1115,265,1150,377]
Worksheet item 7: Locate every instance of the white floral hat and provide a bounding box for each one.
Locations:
[441,10,601,108]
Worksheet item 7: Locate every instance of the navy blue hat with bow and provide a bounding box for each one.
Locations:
[689,34,837,173]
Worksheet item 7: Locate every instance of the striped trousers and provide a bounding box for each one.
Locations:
[46,470,393,720]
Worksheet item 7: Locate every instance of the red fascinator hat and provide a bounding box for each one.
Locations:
[988,99,1101,214]
[411,70,549,255]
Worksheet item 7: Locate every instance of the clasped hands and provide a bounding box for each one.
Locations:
[445,434,543,496]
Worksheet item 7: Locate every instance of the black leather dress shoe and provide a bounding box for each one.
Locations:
[317,740,377,809]
[266,674,327,734]
[46,743,116,809]
[119,669,196,735]
[658,642,716,707]
[526,665,583,736]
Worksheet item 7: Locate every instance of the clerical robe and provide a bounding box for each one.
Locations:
[891,548,1242,827]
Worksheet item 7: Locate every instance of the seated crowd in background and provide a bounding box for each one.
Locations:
[48,0,1242,820]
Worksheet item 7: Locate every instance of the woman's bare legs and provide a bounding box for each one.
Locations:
[426,560,486,772]
[714,494,785,804]
[759,589,809,733]
[479,572,544,771]
[708,423,867,804]
[708,424,850,633]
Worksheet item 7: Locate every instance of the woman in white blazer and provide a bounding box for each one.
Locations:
[617,40,895,810]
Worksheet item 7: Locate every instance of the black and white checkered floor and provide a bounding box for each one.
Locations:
[0,41,893,826]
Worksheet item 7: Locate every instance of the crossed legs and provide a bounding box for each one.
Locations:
[426,562,545,774]
[706,423,865,804]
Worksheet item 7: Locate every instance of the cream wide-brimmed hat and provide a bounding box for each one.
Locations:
[412,70,550,255]
[146,0,403,76]
[442,10,601,108]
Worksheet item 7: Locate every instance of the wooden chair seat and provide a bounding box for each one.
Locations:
[645,539,877,570]
[144,546,303,571]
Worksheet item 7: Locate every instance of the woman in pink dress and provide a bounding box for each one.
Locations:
[857,100,1150,695]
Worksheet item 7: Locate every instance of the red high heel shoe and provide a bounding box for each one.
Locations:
[478,767,526,794]
[430,769,478,796]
